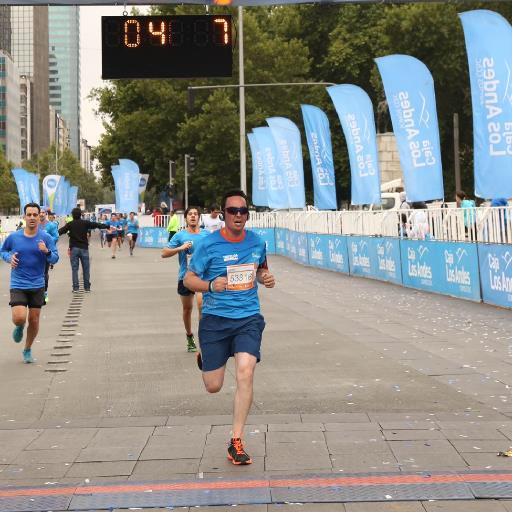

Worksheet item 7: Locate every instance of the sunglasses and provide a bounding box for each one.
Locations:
[225,207,249,216]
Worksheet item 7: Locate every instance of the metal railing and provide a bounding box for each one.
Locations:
[246,207,512,244]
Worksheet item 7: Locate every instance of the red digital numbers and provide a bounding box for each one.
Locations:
[115,17,231,48]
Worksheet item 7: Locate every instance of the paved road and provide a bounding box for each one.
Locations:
[1,236,512,506]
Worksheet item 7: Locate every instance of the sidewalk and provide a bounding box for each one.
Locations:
[1,238,512,509]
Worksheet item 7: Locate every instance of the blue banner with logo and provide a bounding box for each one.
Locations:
[327,85,381,205]
[68,186,78,212]
[478,243,512,308]
[327,235,350,274]
[267,117,306,209]
[275,228,287,256]
[28,172,40,205]
[401,239,480,301]
[460,10,512,199]
[253,127,288,210]
[375,55,444,202]
[371,238,403,284]
[307,234,330,269]
[301,105,337,210]
[11,168,33,210]
[52,177,68,216]
[248,132,267,207]
[348,236,377,277]
[248,228,275,254]
[113,160,140,214]
[138,227,169,248]
[42,175,61,210]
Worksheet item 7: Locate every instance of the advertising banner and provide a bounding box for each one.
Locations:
[275,228,287,256]
[287,230,298,261]
[296,232,309,265]
[253,127,288,209]
[327,85,381,205]
[307,234,330,269]
[301,105,337,210]
[28,172,40,206]
[266,117,306,209]
[11,168,33,210]
[53,177,69,216]
[42,175,62,210]
[401,239,480,301]
[139,174,149,201]
[248,227,276,254]
[371,237,403,284]
[460,10,512,199]
[478,243,512,308]
[375,55,444,202]
[348,236,377,277]
[113,160,140,213]
[248,132,267,207]
[327,235,350,274]
[138,227,169,248]
[68,186,78,212]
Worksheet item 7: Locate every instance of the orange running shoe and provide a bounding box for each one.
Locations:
[227,438,252,465]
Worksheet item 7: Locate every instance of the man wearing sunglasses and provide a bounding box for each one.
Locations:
[184,190,275,465]
[0,203,59,363]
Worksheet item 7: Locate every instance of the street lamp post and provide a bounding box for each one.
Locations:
[238,7,246,193]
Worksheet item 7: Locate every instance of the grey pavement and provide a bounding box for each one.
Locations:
[1,236,512,509]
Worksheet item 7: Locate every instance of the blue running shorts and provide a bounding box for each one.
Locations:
[199,313,266,371]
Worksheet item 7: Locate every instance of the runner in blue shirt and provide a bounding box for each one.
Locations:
[38,207,59,303]
[126,212,139,256]
[0,203,59,363]
[106,213,121,259]
[118,214,128,249]
[184,190,275,465]
[161,206,209,353]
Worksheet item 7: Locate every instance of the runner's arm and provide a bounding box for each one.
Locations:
[161,244,187,258]
[0,236,13,263]
[45,236,59,265]
[256,259,275,288]
[183,270,209,292]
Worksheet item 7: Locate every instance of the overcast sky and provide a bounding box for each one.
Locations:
[80,6,148,147]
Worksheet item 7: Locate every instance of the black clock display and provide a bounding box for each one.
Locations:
[102,15,233,79]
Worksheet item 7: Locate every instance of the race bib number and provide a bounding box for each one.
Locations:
[227,263,255,291]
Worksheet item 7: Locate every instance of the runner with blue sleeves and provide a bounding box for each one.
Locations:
[184,190,275,466]
[162,206,209,353]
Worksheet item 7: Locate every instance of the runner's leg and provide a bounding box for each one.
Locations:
[232,352,257,438]
[25,308,41,350]
[181,294,194,335]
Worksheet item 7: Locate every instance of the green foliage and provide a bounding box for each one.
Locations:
[0,150,18,212]
[92,3,512,205]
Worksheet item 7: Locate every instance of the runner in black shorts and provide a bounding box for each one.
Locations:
[162,207,208,352]
[0,203,59,363]
[184,190,275,465]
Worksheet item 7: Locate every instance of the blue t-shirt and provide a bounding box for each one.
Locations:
[168,229,209,281]
[127,219,139,234]
[189,229,267,319]
[40,221,59,242]
[0,230,59,289]
[107,220,121,233]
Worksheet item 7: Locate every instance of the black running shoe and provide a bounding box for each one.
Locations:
[227,438,252,465]
[196,352,203,371]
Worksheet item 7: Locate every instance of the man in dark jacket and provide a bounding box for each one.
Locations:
[58,208,108,292]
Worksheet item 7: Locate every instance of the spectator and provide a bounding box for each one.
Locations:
[408,202,429,240]
[456,190,476,237]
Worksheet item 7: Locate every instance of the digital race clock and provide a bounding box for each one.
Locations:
[102,15,233,79]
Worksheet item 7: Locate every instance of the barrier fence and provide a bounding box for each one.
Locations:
[1,208,511,308]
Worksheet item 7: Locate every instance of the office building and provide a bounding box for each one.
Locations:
[0,50,20,164]
[49,6,80,157]
[10,6,49,155]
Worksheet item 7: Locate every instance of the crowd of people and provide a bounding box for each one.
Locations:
[0,191,276,466]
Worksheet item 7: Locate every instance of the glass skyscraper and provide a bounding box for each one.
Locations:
[49,6,80,156]
[9,6,49,156]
